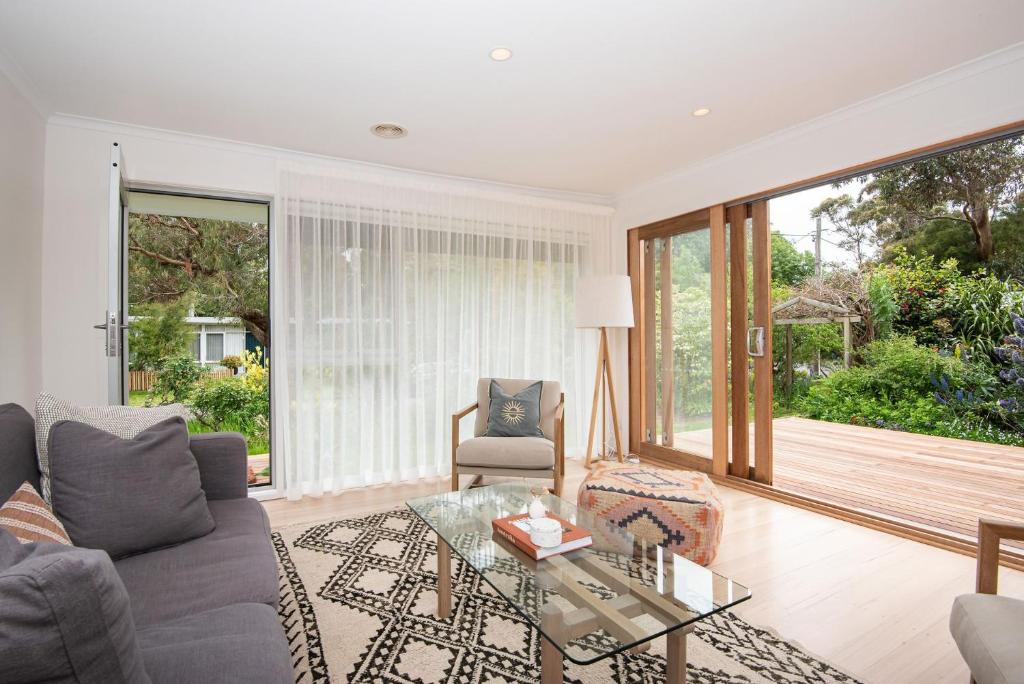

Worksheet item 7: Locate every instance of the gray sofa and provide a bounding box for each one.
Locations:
[0,403,292,683]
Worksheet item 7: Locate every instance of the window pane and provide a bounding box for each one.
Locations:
[189,333,201,361]
[206,333,224,362]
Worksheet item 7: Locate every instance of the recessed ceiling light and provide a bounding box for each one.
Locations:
[371,122,407,139]
[692,107,711,117]
[490,47,513,61]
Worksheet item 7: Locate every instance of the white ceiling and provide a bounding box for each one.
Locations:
[2,1,1022,195]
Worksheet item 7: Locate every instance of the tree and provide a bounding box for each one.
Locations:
[811,195,878,268]
[128,214,269,345]
[770,232,816,286]
[854,137,1024,263]
[128,298,194,370]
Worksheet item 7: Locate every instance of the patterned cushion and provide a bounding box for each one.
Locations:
[34,392,191,502]
[577,462,724,566]
[0,481,73,545]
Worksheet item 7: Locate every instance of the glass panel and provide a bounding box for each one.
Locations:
[205,333,224,362]
[408,482,750,665]
[645,225,714,458]
[189,333,201,361]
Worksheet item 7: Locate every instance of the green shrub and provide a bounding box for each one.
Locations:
[190,376,269,437]
[189,350,270,445]
[798,336,964,422]
[875,249,1024,354]
[220,355,243,372]
[148,354,207,405]
[867,273,897,340]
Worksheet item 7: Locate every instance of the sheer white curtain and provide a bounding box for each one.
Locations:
[273,166,611,499]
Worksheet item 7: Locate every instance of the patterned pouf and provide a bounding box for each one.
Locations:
[577,462,724,565]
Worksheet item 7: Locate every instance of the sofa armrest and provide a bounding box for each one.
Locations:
[189,432,249,500]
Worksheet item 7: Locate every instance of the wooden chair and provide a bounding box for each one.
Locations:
[950,519,1024,684]
[451,378,565,497]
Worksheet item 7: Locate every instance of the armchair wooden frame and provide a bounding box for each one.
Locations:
[975,518,1024,595]
[451,392,566,497]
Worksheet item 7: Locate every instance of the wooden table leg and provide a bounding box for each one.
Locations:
[541,636,563,684]
[666,628,688,683]
[436,533,451,619]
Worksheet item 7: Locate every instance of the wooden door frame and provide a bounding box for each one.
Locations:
[628,202,772,482]
[627,206,729,476]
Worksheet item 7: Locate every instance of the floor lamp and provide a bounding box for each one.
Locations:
[575,275,635,467]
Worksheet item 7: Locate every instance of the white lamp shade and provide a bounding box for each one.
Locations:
[575,275,635,328]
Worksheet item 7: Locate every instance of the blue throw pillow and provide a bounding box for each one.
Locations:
[485,380,545,438]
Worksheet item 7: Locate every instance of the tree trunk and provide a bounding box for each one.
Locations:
[240,313,269,348]
[966,204,994,262]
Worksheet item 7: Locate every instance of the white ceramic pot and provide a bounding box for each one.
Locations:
[528,517,562,548]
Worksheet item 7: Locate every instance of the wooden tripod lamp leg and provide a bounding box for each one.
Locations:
[584,327,607,468]
[602,327,625,462]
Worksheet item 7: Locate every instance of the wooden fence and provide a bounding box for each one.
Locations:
[129,368,233,392]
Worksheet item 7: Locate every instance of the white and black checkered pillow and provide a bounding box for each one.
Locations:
[34,393,192,502]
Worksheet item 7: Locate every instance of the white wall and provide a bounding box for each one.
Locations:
[39,116,613,404]
[608,44,1024,448]
[0,68,45,408]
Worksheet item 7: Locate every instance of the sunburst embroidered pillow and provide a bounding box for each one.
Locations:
[484,380,545,438]
[0,481,73,545]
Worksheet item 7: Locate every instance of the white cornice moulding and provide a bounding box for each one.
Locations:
[617,40,1024,207]
[46,113,615,212]
[0,47,50,119]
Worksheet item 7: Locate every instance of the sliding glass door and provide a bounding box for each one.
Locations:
[628,202,772,482]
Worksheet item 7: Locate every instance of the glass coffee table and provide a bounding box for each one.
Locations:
[407,482,750,683]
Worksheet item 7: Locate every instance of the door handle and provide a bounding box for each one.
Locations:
[747,327,765,357]
[94,311,128,357]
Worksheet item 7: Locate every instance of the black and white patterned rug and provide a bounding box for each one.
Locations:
[273,509,861,683]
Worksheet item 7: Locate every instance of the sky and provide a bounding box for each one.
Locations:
[768,177,868,269]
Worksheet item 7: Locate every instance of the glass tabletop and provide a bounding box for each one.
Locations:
[406,482,750,665]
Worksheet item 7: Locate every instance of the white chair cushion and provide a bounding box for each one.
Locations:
[456,437,555,470]
[950,593,1024,684]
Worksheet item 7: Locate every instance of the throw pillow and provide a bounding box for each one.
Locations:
[0,482,72,546]
[0,529,151,683]
[485,380,545,437]
[48,417,215,559]
[34,392,191,502]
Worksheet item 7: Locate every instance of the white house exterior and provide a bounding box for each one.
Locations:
[185,316,248,366]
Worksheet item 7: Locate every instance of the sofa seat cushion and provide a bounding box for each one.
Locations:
[137,603,291,684]
[115,498,277,627]
[950,593,1024,684]
[456,436,554,469]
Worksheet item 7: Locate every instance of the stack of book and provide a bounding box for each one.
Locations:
[491,513,593,560]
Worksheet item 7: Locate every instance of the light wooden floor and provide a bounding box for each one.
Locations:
[671,417,1024,551]
[263,460,1024,684]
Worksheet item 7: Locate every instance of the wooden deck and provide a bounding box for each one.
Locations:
[671,417,1024,551]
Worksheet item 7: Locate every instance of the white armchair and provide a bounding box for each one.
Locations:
[451,378,565,497]
[950,519,1024,684]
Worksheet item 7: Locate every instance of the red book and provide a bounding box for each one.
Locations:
[491,513,593,561]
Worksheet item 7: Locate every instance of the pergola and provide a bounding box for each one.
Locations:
[772,296,861,395]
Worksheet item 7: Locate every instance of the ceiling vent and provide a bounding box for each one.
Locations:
[371,123,407,139]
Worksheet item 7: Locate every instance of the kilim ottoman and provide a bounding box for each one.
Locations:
[577,462,724,565]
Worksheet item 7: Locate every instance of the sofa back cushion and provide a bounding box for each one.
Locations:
[0,529,151,683]
[0,404,40,503]
[48,417,215,559]
[34,393,191,502]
